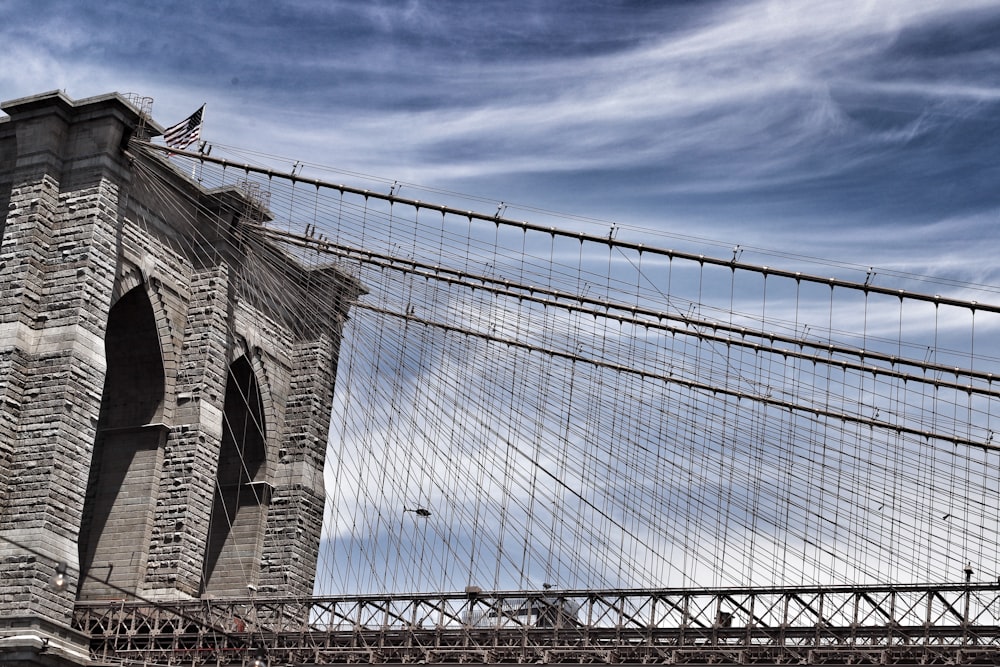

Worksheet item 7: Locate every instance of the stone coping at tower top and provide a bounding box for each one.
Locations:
[0,89,164,136]
[1,89,366,333]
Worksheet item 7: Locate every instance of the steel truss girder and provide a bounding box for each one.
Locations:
[73,583,1000,665]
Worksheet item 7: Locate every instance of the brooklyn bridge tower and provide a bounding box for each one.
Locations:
[0,91,362,664]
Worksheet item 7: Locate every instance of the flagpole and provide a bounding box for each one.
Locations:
[192,103,206,180]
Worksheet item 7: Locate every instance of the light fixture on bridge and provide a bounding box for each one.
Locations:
[404,507,431,518]
[51,561,68,593]
[249,644,268,667]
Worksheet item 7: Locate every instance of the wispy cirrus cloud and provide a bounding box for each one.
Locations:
[8,0,998,321]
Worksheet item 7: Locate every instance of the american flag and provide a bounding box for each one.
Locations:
[163,105,204,150]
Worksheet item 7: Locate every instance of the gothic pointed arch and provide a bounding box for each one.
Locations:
[78,283,166,599]
[202,354,270,595]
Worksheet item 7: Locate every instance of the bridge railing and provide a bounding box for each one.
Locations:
[73,583,1000,665]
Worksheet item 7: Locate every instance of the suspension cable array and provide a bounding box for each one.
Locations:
[132,140,1000,594]
[92,139,1000,664]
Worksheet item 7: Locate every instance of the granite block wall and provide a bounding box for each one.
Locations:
[0,91,361,660]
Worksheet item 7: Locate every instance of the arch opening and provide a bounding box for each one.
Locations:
[202,355,268,595]
[78,285,166,599]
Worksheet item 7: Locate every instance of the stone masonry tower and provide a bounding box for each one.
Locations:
[0,91,362,665]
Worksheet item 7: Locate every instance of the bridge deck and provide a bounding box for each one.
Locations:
[75,583,1000,664]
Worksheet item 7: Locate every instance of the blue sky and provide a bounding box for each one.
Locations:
[7,0,1000,594]
[4,0,1000,284]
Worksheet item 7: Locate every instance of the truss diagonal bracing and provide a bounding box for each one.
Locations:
[76,584,1000,665]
